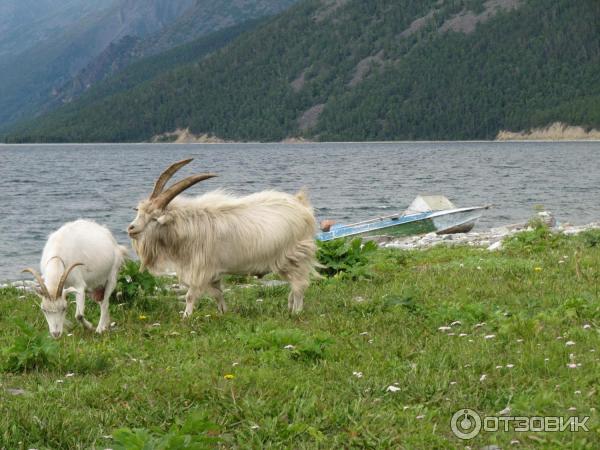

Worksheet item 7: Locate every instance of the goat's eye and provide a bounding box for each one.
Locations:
[133,207,138,211]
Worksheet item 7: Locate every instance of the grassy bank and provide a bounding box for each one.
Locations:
[1,228,599,449]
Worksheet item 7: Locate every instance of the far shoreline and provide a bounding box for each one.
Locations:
[1,139,600,146]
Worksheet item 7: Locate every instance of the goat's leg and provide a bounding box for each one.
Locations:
[207,280,227,314]
[290,275,309,314]
[75,290,94,330]
[96,282,115,334]
[183,286,202,318]
[284,263,311,314]
[96,266,119,333]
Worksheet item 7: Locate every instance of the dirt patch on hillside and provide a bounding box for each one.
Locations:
[399,11,435,38]
[496,122,600,140]
[291,69,308,92]
[298,104,325,131]
[151,128,227,143]
[313,0,350,23]
[440,0,521,34]
[348,50,384,87]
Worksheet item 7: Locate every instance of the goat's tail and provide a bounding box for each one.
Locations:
[295,188,312,208]
[298,238,324,280]
[117,245,130,265]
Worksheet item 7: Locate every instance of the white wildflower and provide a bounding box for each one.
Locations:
[352,371,363,378]
[479,374,487,382]
[386,385,401,393]
[484,334,496,339]
[565,341,576,346]
[284,344,295,350]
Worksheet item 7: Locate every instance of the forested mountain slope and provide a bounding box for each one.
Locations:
[6,0,600,142]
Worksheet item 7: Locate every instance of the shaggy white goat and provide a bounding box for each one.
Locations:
[127,158,318,316]
[23,219,127,337]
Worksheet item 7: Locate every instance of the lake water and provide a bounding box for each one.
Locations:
[1,141,598,281]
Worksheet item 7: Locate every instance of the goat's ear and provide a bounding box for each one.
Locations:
[156,214,172,225]
[62,287,78,297]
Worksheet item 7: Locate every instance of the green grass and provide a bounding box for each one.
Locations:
[1,231,599,449]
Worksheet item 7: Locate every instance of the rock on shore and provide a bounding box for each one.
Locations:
[379,220,600,251]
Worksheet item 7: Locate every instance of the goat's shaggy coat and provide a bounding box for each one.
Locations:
[129,162,319,315]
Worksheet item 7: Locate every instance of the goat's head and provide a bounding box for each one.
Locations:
[22,261,83,338]
[128,158,216,239]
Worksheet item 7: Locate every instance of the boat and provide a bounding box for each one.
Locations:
[316,195,490,242]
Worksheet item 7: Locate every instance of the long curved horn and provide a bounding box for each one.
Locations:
[55,263,84,299]
[150,158,194,199]
[22,268,51,298]
[151,173,217,210]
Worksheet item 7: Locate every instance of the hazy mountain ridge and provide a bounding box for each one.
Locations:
[0,0,297,130]
[0,0,111,58]
[50,0,298,107]
[5,0,600,142]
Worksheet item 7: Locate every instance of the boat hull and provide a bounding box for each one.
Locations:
[316,207,487,241]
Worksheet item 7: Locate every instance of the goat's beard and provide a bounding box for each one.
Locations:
[132,227,162,273]
[132,223,186,276]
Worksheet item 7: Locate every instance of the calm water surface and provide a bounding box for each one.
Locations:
[1,141,598,281]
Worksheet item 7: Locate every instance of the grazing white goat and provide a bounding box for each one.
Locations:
[127,158,318,316]
[23,219,127,337]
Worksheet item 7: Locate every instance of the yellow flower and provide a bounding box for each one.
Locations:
[224,374,235,380]
[139,315,148,320]
[534,267,542,272]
